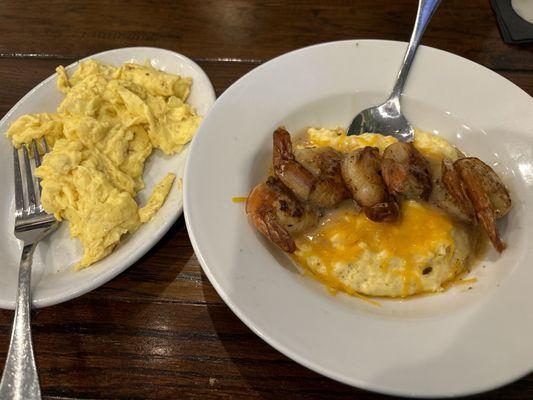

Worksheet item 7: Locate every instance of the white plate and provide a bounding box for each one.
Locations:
[184,40,533,398]
[0,47,215,309]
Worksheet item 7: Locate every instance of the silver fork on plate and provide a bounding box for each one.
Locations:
[347,0,441,141]
[0,139,57,400]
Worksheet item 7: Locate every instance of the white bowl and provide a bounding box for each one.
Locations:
[0,47,215,309]
[184,40,533,397]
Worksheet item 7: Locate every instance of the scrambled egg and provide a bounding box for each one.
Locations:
[292,129,478,298]
[6,60,200,269]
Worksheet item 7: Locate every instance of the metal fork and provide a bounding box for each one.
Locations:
[0,139,57,400]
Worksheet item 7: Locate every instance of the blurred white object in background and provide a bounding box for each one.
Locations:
[512,0,533,24]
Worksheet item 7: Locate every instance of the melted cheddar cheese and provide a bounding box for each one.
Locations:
[291,129,477,298]
[306,127,396,153]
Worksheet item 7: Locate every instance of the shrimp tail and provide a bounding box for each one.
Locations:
[273,127,315,201]
[441,158,476,223]
[477,208,506,252]
[273,127,294,167]
[251,207,297,253]
[455,158,507,252]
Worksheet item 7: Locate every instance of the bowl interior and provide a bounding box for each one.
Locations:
[184,40,533,396]
[238,90,526,319]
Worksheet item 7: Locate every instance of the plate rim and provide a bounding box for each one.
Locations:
[183,39,533,398]
[0,46,215,309]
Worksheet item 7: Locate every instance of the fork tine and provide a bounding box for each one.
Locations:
[32,139,42,167]
[22,146,36,213]
[41,137,49,153]
[13,147,24,214]
[31,140,43,209]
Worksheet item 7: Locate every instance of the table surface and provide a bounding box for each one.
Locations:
[0,1,532,399]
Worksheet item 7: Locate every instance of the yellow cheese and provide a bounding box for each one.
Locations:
[306,127,397,153]
[292,129,476,298]
[295,201,455,296]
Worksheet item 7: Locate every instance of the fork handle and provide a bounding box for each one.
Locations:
[0,244,41,400]
[389,0,441,102]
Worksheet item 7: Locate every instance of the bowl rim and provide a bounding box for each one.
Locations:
[184,39,533,397]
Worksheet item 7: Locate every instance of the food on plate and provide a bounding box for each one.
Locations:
[272,127,348,208]
[6,59,200,269]
[246,176,318,253]
[246,127,511,298]
[440,158,476,223]
[452,158,511,252]
[381,141,432,201]
[138,172,176,223]
[295,199,475,297]
[341,146,399,222]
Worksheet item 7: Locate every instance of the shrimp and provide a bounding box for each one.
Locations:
[430,182,474,224]
[293,146,349,207]
[341,146,399,222]
[246,176,318,253]
[456,158,511,219]
[441,158,476,223]
[429,160,474,224]
[381,141,432,201]
[454,157,511,252]
[273,127,348,208]
[272,128,315,201]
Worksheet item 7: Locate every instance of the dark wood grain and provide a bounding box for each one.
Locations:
[0,0,532,71]
[0,1,532,399]
[0,57,530,116]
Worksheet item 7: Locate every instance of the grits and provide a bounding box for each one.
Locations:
[292,128,479,298]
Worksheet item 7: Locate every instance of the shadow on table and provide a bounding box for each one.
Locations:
[97,215,193,299]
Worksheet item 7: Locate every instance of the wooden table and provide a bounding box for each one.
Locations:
[0,1,531,399]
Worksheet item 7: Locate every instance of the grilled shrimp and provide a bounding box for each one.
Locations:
[273,127,348,208]
[454,157,511,252]
[246,176,318,253]
[430,182,474,224]
[455,158,511,219]
[341,146,399,222]
[429,159,474,224]
[441,158,476,223]
[382,141,432,201]
[293,147,349,207]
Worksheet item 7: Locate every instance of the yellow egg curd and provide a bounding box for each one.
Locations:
[6,59,200,269]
